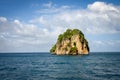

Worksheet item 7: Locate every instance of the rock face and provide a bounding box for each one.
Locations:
[50,29,90,55]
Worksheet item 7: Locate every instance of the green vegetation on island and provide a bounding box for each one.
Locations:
[58,29,84,42]
[50,44,56,53]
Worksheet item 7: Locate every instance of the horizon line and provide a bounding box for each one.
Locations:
[0,52,120,53]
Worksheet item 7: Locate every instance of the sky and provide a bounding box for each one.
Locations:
[0,0,120,52]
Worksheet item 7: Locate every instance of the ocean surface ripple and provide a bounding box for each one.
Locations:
[0,52,120,80]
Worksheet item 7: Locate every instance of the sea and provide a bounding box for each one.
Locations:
[0,52,120,80]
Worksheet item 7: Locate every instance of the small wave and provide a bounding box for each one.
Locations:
[0,67,17,71]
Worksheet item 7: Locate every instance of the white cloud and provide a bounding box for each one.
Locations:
[29,16,46,24]
[0,17,7,22]
[31,3,39,7]
[37,2,71,14]
[89,40,120,52]
[88,1,119,13]
[43,1,53,8]
[36,1,120,34]
[0,17,65,52]
[36,6,70,14]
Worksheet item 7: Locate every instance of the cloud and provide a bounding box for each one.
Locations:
[36,6,70,14]
[29,16,46,24]
[31,3,39,7]
[0,1,120,52]
[0,17,65,52]
[33,1,120,35]
[43,1,53,8]
[88,1,119,13]
[0,17,7,22]
[37,2,71,14]
[90,40,120,52]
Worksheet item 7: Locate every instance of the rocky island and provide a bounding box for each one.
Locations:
[50,29,89,55]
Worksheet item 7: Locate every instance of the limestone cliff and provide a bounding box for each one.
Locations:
[50,29,90,55]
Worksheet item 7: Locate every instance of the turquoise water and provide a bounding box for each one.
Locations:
[0,52,120,80]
